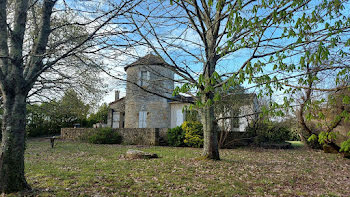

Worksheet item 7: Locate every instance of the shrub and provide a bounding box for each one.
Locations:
[340,135,350,153]
[289,127,301,141]
[88,128,122,144]
[26,122,61,137]
[302,132,322,149]
[247,121,291,144]
[167,126,186,147]
[182,121,203,148]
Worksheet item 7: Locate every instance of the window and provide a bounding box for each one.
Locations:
[175,109,183,127]
[140,71,148,86]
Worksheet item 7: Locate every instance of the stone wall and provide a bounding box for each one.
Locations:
[125,64,174,128]
[61,128,96,141]
[110,98,125,111]
[61,128,168,145]
[107,98,125,128]
[61,127,254,148]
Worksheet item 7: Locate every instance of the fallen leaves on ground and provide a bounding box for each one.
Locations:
[11,139,350,197]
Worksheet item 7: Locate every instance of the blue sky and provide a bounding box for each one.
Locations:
[55,0,350,107]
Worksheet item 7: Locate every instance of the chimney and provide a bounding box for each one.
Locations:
[115,90,120,101]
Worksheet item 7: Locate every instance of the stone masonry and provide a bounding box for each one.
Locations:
[61,127,168,145]
[124,54,174,128]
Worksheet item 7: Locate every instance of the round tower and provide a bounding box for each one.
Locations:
[124,54,174,128]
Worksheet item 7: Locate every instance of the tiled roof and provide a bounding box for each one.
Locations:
[124,54,170,71]
[108,97,125,106]
[168,94,194,104]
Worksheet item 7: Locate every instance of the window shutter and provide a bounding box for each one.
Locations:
[137,71,141,86]
[143,112,147,128]
[144,71,150,86]
[139,111,147,128]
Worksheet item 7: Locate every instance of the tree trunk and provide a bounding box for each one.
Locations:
[0,92,31,193]
[296,63,322,149]
[201,92,220,160]
[297,107,313,147]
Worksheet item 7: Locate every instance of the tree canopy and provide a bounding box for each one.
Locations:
[120,0,350,160]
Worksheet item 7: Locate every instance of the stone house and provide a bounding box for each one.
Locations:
[107,54,176,129]
[107,54,259,132]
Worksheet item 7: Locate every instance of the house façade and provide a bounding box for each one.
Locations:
[107,54,259,131]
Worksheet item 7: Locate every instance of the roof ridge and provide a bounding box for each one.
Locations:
[124,54,170,71]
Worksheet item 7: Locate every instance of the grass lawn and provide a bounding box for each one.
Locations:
[11,138,350,196]
[287,141,305,148]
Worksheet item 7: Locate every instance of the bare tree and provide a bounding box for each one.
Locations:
[0,0,140,193]
[27,9,107,104]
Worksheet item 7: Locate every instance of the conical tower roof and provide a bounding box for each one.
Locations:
[124,54,170,71]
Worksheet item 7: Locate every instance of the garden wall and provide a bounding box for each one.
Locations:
[61,128,168,146]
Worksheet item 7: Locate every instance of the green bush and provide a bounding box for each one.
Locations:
[247,121,291,144]
[289,128,301,141]
[167,126,186,147]
[340,136,350,153]
[26,122,62,137]
[303,132,322,149]
[182,121,203,148]
[88,128,122,144]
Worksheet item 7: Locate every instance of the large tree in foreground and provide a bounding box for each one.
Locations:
[0,0,138,193]
[125,0,350,160]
